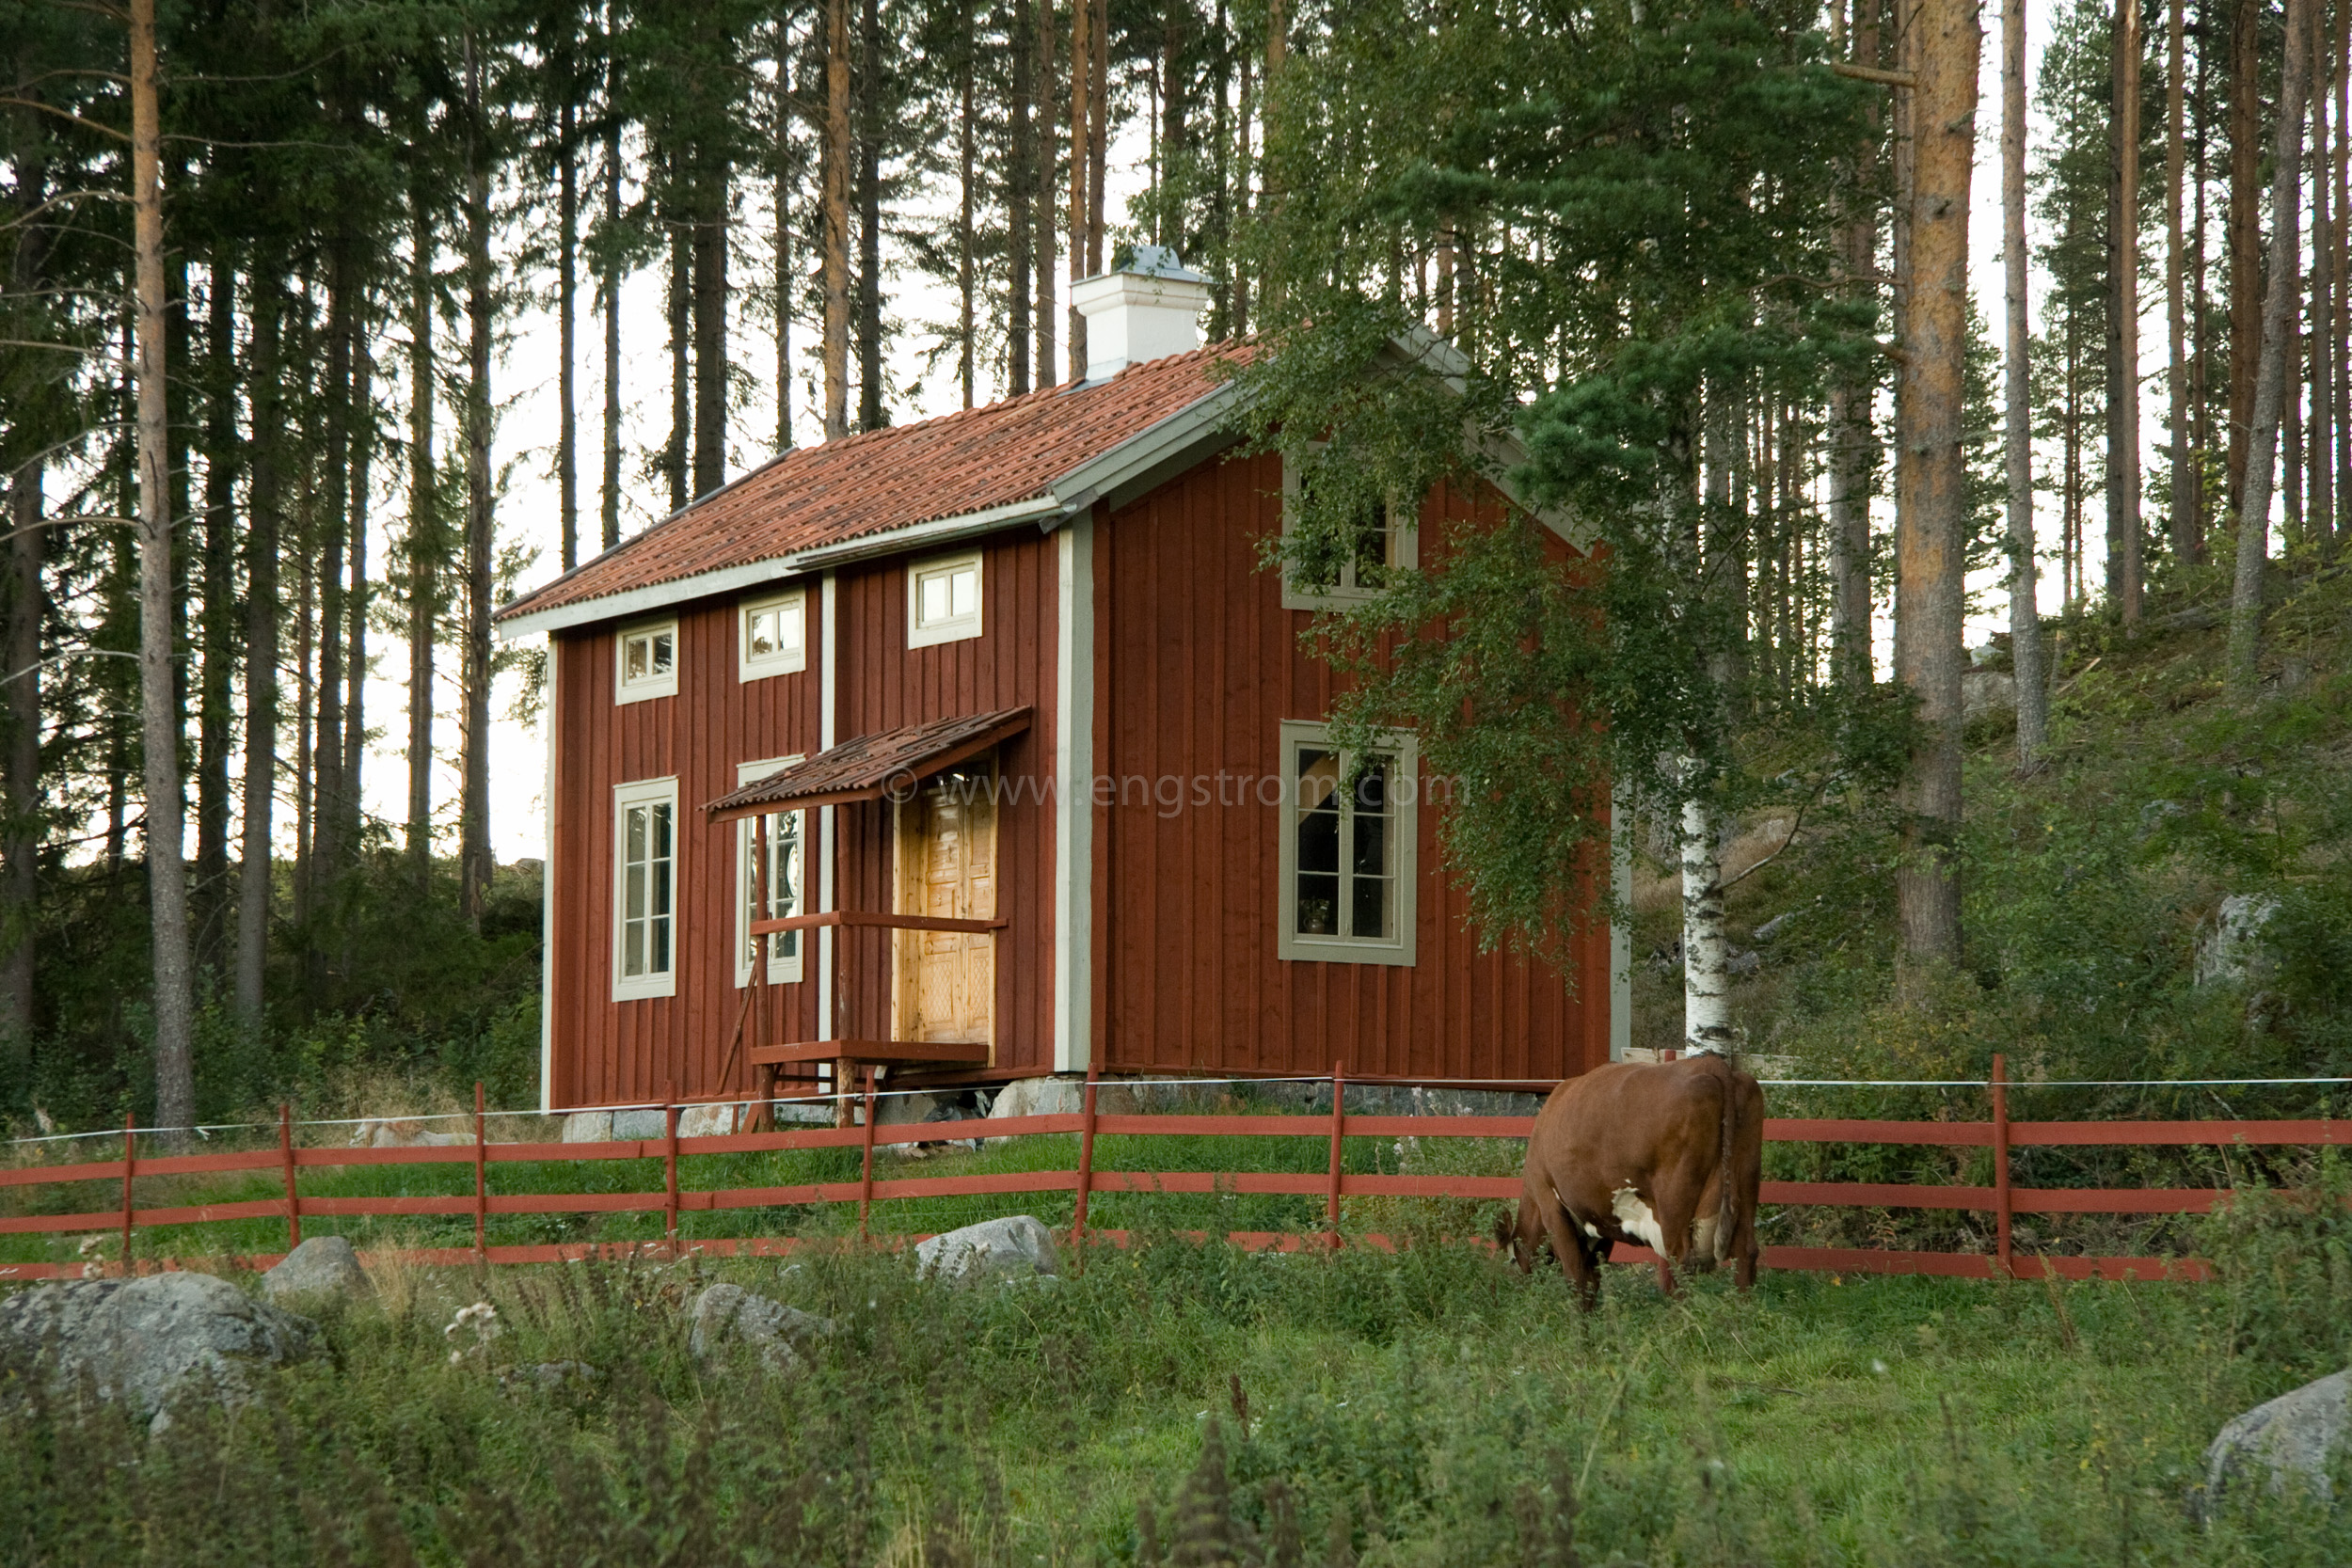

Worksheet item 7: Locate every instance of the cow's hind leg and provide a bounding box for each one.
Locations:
[1498,1192,1542,1274]
[1536,1191,1602,1312]
[1645,1174,1711,1299]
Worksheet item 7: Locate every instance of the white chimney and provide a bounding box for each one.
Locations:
[1072,245,1211,381]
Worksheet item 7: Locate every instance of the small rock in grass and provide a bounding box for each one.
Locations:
[914,1215,1060,1284]
[688,1283,834,1376]
[497,1359,603,1395]
[0,1273,315,1431]
[261,1236,372,1304]
[2206,1370,2352,1507]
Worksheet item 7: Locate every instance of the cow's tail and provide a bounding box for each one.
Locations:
[1715,1061,1740,1262]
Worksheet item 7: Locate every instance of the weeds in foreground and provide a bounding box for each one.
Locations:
[4,1231,2351,1566]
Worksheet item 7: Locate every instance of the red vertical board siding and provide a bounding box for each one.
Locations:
[829,530,1058,1073]
[547,531,1061,1107]
[1096,451,1610,1085]
[548,589,825,1108]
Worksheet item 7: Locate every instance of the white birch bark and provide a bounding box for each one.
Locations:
[1679,791,1733,1056]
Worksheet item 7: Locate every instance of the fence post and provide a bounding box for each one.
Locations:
[1073,1063,1100,1266]
[664,1081,681,1254]
[473,1081,488,1262]
[857,1067,879,1238]
[279,1103,301,1252]
[1326,1060,1346,1248]
[1992,1053,2012,1279]
[119,1113,135,1276]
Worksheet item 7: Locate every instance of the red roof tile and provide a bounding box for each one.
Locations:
[705,707,1033,818]
[499,346,1248,625]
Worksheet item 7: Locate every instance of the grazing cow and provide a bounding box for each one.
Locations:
[1499,1053,1764,1307]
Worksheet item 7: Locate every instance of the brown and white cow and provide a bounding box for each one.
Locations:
[1499,1053,1764,1307]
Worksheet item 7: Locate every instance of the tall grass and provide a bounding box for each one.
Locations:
[5,1222,2349,1565]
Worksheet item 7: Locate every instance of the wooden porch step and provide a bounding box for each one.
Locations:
[749,1039,991,1068]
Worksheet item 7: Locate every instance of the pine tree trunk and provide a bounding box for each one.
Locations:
[2231,0,2311,698]
[196,261,235,972]
[1234,44,1251,338]
[1036,0,1057,387]
[1,455,37,1064]
[774,60,796,447]
[342,328,371,871]
[602,113,624,550]
[2227,0,2264,504]
[2313,0,2339,560]
[2167,0,2195,563]
[459,35,496,928]
[666,192,691,510]
[559,93,579,572]
[132,0,193,1126]
[822,0,851,440]
[693,166,729,492]
[1068,0,1091,381]
[310,243,352,969]
[856,0,883,430]
[2107,0,2144,624]
[1,77,52,1063]
[959,7,977,408]
[1893,0,1979,991]
[405,206,437,876]
[236,277,282,1022]
[1828,0,1880,690]
[1009,0,1033,395]
[2004,0,2047,766]
[1089,0,1107,270]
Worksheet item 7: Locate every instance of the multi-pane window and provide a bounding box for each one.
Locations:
[908,551,983,646]
[739,592,806,679]
[1277,723,1418,966]
[616,621,678,703]
[736,756,806,986]
[613,778,679,998]
[1280,449,1416,609]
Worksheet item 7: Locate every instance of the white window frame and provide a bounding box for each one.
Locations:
[907,550,985,648]
[739,591,807,681]
[734,756,807,988]
[615,619,680,704]
[1279,446,1419,610]
[612,776,681,1000]
[1276,721,1418,967]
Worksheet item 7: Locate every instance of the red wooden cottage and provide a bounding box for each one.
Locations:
[495,252,1629,1113]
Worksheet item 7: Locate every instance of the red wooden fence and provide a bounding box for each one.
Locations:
[0,1054,2335,1283]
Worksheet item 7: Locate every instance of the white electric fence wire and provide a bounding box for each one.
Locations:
[8,1074,2350,1149]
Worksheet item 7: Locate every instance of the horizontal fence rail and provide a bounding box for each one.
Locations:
[0,1055,2335,1284]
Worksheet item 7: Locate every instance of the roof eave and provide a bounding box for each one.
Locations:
[494,372,1247,641]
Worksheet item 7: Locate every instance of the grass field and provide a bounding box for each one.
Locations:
[7,1209,2352,1567]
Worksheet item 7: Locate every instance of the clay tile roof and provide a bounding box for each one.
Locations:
[705,706,1033,819]
[499,345,1249,626]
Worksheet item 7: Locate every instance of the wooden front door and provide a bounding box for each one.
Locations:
[894,762,997,1055]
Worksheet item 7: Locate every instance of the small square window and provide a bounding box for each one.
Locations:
[1276,721,1417,966]
[616,620,679,704]
[1279,447,1418,610]
[739,592,807,680]
[908,551,984,648]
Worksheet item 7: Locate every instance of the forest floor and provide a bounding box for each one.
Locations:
[8,1230,2352,1566]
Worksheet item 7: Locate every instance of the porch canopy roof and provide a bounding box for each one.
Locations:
[704,705,1033,821]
